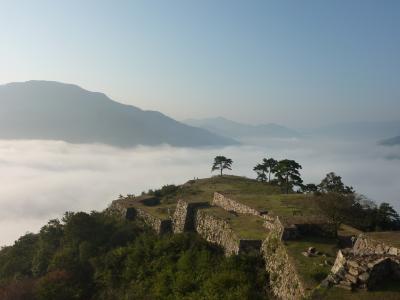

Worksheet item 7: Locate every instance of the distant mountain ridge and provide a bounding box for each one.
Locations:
[0,81,238,147]
[306,121,400,140]
[184,117,301,140]
[379,136,400,146]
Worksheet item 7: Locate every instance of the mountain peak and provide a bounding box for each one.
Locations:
[0,81,238,147]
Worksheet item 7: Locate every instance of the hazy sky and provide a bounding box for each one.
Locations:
[1,0,399,126]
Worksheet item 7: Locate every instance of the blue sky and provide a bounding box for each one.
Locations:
[1,0,399,126]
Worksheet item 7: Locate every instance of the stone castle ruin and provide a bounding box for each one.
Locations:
[327,234,400,291]
[110,188,400,299]
[110,191,337,299]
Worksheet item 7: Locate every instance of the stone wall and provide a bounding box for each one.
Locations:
[261,220,306,300]
[172,199,209,233]
[108,200,135,219]
[194,209,242,256]
[134,207,172,234]
[264,216,336,241]
[213,192,264,217]
[353,234,399,256]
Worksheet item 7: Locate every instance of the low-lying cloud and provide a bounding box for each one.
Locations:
[0,138,399,246]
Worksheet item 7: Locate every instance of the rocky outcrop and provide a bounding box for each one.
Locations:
[262,220,306,300]
[329,250,400,290]
[327,234,400,290]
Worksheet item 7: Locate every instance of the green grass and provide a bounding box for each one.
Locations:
[366,231,400,248]
[201,206,268,240]
[285,236,339,291]
[177,176,322,217]
[120,176,325,238]
[338,224,362,237]
[232,193,321,216]
[316,280,400,300]
[130,201,176,219]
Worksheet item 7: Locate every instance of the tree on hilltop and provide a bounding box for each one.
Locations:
[253,158,277,182]
[273,159,303,193]
[376,202,400,230]
[212,156,233,176]
[319,172,354,194]
[317,192,355,237]
[302,183,318,193]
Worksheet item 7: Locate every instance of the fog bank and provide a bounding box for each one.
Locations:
[0,138,399,246]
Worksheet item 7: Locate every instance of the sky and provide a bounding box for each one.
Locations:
[1,0,399,126]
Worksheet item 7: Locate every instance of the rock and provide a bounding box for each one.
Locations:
[358,272,369,282]
[345,273,358,284]
[375,245,385,255]
[338,281,353,290]
[302,251,310,257]
[347,260,359,269]
[320,278,331,288]
[358,264,368,273]
[341,248,352,255]
[324,260,332,266]
[348,267,359,277]
[388,247,398,256]
[308,247,317,254]
[367,262,375,269]
[359,283,367,290]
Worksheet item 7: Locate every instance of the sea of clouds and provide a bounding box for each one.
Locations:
[0,138,399,246]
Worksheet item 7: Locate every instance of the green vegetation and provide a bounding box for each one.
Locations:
[366,231,400,248]
[0,212,268,300]
[253,158,277,182]
[285,237,338,290]
[315,280,400,300]
[318,172,354,194]
[211,156,233,176]
[201,207,268,240]
[273,159,303,194]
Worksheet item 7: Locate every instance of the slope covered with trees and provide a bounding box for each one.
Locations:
[0,212,267,300]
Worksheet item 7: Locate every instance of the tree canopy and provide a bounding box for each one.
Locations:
[212,156,233,176]
[0,211,268,300]
[273,159,303,193]
[319,172,354,194]
[253,158,277,182]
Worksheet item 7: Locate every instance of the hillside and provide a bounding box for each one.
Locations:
[184,117,301,140]
[0,81,238,147]
[379,135,400,146]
